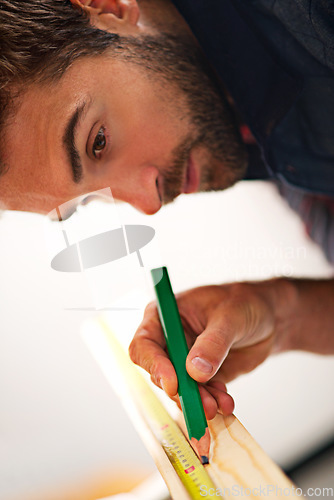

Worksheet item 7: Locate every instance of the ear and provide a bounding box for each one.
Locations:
[69,0,140,32]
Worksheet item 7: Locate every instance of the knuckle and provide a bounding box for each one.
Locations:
[150,372,160,388]
[144,300,157,315]
[227,283,255,312]
[128,340,139,364]
[206,330,229,352]
[230,281,248,296]
[145,355,163,378]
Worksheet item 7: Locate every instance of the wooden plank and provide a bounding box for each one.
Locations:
[208,415,296,498]
[177,412,297,499]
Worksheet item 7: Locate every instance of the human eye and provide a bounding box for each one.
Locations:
[92,126,107,159]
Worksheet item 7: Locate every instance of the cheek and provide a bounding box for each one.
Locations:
[115,112,190,166]
[109,89,189,156]
[106,131,169,168]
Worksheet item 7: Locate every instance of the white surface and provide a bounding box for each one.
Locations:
[98,471,169,500]
[1,181,334,499]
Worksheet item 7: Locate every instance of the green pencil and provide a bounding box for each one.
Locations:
[151,266,210,464]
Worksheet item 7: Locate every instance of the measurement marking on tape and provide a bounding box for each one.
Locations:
[185,466,195,474]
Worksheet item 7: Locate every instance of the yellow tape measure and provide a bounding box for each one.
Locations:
[86,319,217,499]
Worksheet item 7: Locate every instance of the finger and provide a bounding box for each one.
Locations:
[198,385,218,421]
[206,379,227,393]
[132,337,177,395]
[186,302,244,383]
[205,381,235,416]
[129,302,178,396]
[174,396,182,412]
[171,393,182,412]
[152,377,182,411]
[165,384,218,421]
[186,326,231,383]
[154,373,219,421]
[161,390,182,412]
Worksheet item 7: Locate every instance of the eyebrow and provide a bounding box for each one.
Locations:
[63,102,87,184]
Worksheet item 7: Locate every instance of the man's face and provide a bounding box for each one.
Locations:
[0,29,247,216]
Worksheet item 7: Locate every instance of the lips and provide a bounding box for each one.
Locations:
[182,154,199,194]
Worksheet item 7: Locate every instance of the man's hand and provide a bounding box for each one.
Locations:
[129,278,334,420]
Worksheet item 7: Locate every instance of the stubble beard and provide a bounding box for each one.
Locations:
[114,32,248,204]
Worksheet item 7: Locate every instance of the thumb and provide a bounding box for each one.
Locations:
[186,324,233,383]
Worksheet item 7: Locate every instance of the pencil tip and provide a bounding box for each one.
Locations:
[201,455,209,465]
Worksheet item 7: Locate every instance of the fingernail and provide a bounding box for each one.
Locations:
[159,377,166,392]
[191,357,213,374]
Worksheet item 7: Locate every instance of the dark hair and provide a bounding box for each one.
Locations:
[0,0,120,175]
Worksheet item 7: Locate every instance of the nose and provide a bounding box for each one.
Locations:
[121,166,162,215]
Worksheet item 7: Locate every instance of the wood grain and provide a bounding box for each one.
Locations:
[206,414,297,498]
